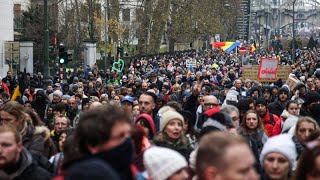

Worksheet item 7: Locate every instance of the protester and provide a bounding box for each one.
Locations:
[1,49,320,180]
[153,110,192,160]
[255,98,281,136]
[238,110,268,154]
[260,134,297,180]
[63,104,133,180]
[50,115,71,151]
[143,146,189,180]
[0,101,51,157]
[293,140,320,180]
[196,132,259,180]
[0,126,52,179]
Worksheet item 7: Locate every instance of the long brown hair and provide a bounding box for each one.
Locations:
[293,142,320,180]
[295,116,319,138]
[240,110,265,132]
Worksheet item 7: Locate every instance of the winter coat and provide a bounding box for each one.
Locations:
[238,128,268,154]
[0,148,52,180]
[261,111,281,137]
[183,94,200,127]
[267,99,287,117]
[23,124,56,158]
[62,157,120,180]
[153,133,193,160]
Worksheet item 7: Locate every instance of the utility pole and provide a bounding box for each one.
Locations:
[103,3,107,72]
[42,0,52,87]
[292,0,296,62]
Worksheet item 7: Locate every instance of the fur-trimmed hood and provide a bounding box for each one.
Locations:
[33,126,51,141]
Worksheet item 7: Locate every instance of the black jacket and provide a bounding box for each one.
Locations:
[64,157,120,180]
[0,148,51,180]
[267,99,287,117]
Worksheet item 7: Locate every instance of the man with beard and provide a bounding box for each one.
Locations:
[2,71,15,93]
[63,105,132,180]
[255,98,280,137]
[262,86,273,104]
[268,87,290,117]
[0,126,51,180]
[46,85,54,96]
[300,91,320,124]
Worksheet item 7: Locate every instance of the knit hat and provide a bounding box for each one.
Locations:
[260,134,297,170]
[304,91,320,105]
[278,86,290,96]
[262,86,272,94]
[62,94,71,100]
[200,107,234,136]
[143,146,187,180]
[96,78,102,84]
[160,111,184,132]
[255,98,267,106]
[53,90,63,98]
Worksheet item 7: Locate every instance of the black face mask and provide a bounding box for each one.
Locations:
[47,113,54,121]
[95,138,134,171]
[309,104,320,117]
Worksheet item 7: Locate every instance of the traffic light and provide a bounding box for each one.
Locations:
[117,47,124,57]
[58,45,69,64]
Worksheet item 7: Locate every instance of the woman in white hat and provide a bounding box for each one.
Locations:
[153,110,192,160]
[143,146,189,180]
[260,134,297,180]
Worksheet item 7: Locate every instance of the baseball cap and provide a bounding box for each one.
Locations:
[122,95,134,103]
[54,83,61,87]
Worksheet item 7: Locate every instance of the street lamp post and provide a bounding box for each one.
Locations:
[292,0,296,62]
[103,4,108,72]
[42,0,52,87]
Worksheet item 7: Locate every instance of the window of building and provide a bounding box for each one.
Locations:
[123,9,130,21]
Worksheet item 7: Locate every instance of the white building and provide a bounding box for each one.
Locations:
[118,0,143,46]
[0,0,13,77]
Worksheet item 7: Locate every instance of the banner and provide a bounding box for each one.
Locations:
[186,58,197,68]
[242,65,290,82]
[258,58,279,80]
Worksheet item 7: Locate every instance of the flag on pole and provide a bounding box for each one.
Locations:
[11,85,22,101]
[250,44,256,53]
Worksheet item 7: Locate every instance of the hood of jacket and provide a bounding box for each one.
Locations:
[0,148,32,179]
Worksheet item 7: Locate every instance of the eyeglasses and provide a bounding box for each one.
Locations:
[204,103,219,107]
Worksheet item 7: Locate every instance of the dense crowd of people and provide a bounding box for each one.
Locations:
[1,49,320,180]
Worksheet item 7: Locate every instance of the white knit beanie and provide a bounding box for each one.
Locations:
[260,134,297,170]
[160,110,184,132]
[143,146,187,180]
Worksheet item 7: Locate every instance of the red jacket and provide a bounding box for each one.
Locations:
[261,110,280,137]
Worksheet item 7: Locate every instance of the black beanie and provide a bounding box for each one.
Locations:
[255,98,267,106]
[304,91,320,105]
[278,86,289,96]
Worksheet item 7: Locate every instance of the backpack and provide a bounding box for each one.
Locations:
[266,113,275,126]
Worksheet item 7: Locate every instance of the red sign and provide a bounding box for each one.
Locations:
[258,58,279,80]
[52,34,57,46]
[239,47,246,55]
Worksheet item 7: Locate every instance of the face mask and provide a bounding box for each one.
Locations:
[47,113,54,120]
[96,138,134,171]
[191,75,195,79]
